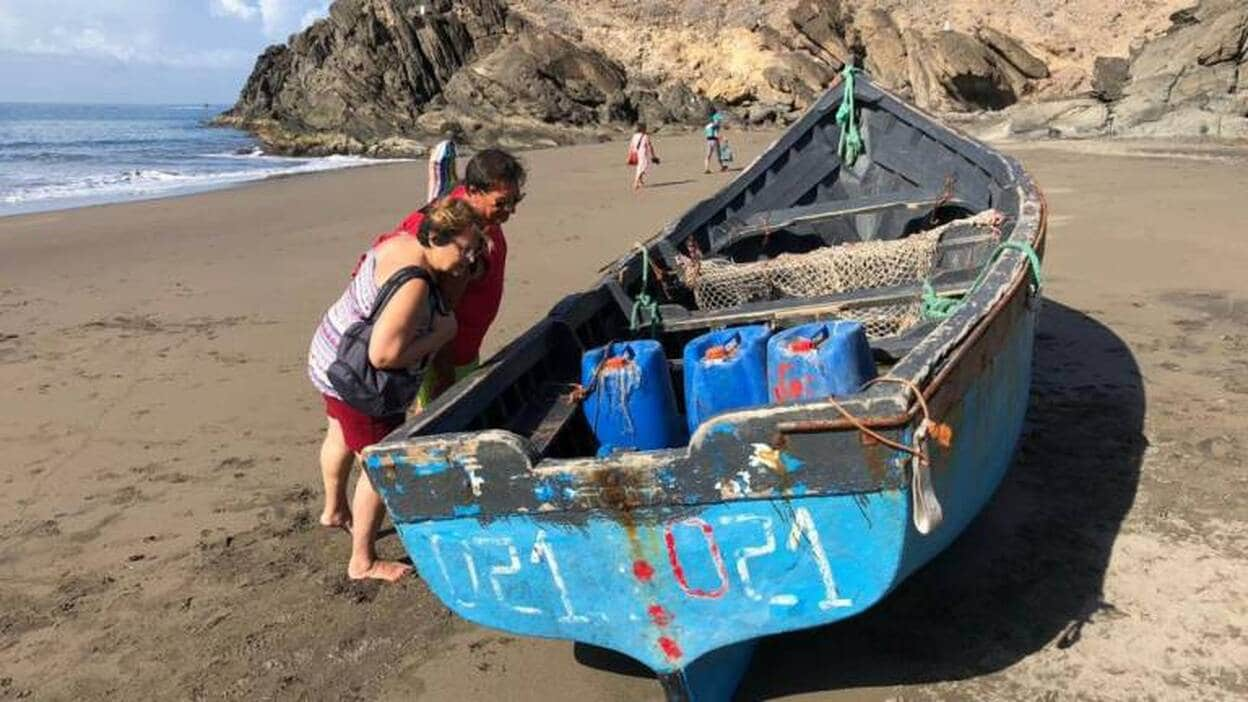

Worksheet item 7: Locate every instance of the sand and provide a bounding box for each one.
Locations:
[1,132,1245,701]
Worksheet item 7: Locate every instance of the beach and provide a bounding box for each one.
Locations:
[1,132,1245,700]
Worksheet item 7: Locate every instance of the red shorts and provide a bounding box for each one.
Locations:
[323,395,405,453]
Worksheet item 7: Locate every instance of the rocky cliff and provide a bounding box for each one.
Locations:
[217,0,710,155]
[221,0,1248,155]
[968,0,1248,139]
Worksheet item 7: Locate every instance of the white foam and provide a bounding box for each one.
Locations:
[0,155,397,210]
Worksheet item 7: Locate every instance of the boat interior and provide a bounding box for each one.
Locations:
[404,84,1022,462]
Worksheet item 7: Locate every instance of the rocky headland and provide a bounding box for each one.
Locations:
[218,0,1248,155]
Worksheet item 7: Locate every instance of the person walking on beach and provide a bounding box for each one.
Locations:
[308,198,483,582]
[627,122,659,190]
[703,108,727,173]
[426,123,462,204]
[403,149,526,406]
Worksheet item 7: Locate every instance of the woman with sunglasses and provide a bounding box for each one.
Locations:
[307,197,483,582]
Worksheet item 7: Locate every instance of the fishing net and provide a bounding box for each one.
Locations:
[673,211,1001,338]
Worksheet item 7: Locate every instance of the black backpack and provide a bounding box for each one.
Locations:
[327,265,447,417]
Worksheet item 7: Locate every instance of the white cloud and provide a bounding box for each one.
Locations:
[0,0,331,69]
[0,1,258,69]
[206,0,330,39]
[299,6,331,31]
[257,0,330,39]
[210,0,259,22]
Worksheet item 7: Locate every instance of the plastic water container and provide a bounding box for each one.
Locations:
[581,341,687,453]
[682,325,771,434]
[767,321,877,404]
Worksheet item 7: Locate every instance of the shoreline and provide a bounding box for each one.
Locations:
[0,153,408,221]
[0,160,415,225]
[6,131,1247,223]
[1,132,1245,701]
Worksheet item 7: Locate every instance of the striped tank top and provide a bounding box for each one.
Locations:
[307,249,431,400]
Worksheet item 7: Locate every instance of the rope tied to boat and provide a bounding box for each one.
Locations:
[799,376,950,534]
[835,64,864,165]
[922,234,1044,321]
[866,377,948,535]
[565,351,611,404]
[629,243,663,336]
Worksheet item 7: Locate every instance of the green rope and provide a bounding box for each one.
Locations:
[835,64,864,165]
[922,240,1044,320]
[629,246,662,335]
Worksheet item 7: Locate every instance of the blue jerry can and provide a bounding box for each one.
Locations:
[767,321,877,404]
[582,340,687,453]
[682,325,771,434]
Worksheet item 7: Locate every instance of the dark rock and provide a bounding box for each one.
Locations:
[1169,62,1237,106]
[902,31,944,110]
[1192,1,1248,66]
[219,0,659,155]
[746,103,783,125]
[915,30,1019,111]
[656,83,715,124]
[1112,76,1172,128]
[628,80,712,127]
[220,0,509,152]
[762,51,835,104]
[442,27,630,126]
[752,24,790,52]
[1110,0,1248,135]
[856,9,909,94]
[787,0,853,67]
[1092,56,1130,101]
[1127,0,1247,81]
[626,86,666,128]
[977,26,1049,79]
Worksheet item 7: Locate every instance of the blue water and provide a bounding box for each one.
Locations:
[0,103,386,217]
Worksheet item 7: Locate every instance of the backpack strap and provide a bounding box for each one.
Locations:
[365,265,442,323]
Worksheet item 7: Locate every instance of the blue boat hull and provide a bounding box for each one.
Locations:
[362,74,1048,700]
[385,295,1037,699]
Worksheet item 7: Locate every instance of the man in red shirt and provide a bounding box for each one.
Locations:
[398,149,525,402]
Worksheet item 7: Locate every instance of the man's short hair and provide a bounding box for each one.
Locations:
[464,149,526,193]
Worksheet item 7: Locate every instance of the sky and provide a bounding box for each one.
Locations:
[0,0,333,104]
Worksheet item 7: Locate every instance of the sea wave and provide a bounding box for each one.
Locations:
[0,155,391,209]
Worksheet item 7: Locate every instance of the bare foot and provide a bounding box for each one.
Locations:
[348,558,412,582]
[320,509,352,532]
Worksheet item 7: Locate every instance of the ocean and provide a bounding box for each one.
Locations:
[0,103,386,217]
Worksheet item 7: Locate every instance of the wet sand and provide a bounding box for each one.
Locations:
[1,133,1245,700]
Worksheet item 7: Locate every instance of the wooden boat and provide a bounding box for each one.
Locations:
[361,73,1046,700]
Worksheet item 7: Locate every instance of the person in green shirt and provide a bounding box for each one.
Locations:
[703,109,727,173]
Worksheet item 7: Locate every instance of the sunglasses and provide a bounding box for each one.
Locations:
[497,191,525,211]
